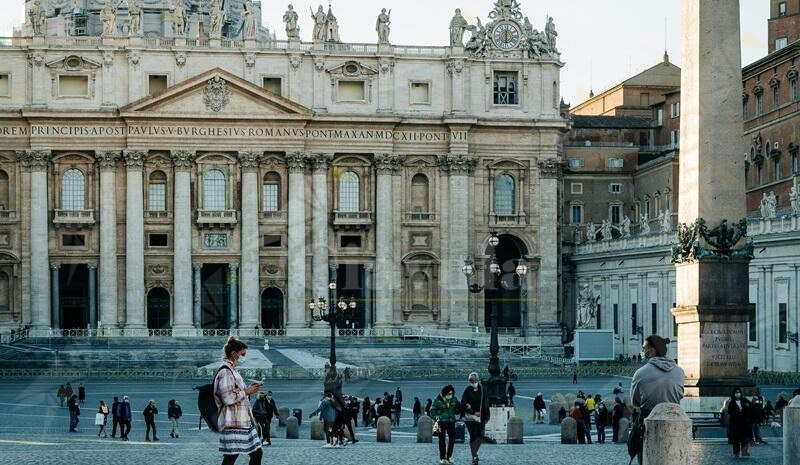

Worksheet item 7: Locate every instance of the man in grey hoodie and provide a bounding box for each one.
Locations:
[628,335,685,464]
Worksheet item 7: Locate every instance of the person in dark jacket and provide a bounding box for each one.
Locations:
[727,388,753,458]
[252,391,278,445]
[67,395,80,432]
[65,383,73,401]
[110,397,120,438]
[612,397,625,442]
[412,397,422,427]
[461,372,491,465]
[751,395,766,445]
[168,399,183,439]
[57,384,66,407]
[143,399,159,441]
[533,393,546,424]
[362,397,371,426]
[78,383,86,405]
[349,396,360,427]
[425,398,432,417]
[430,384,460,465]
[117,395,132,441]
[763,400,775,424]
[570,402,585,444]
[595,396,608,443]
[507,383,516,406]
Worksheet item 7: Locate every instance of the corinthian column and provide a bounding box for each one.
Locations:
[374,153,397,328]
[124,150,146,329]
[171,150,195,330]
[310,153,333,326]
[19,150,51,329]
[238,151,262,329]
[286,152,308,327]
[445,154,475,329]
[95,150,120,330]
[536,158,563,351]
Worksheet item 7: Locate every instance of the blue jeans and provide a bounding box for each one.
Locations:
[69,412,79,431]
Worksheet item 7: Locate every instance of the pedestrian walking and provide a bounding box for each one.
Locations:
[570,401,585,444]
[78,383,86,405]
[143,399,159,441]
[65,383,73,401]
[595,396,608,443]
[425,398,432,417]
[727,388,753,458]
[461,372,492,465]
[97,400,109,438]
[572,372,577,384]
[349,396,360,428]
[507,383,516,406]
[57,384,66,407]
[751,395,766,445]
[430,385,460,465]
[391,397,402,426]
[110,397,120,438]
[629,335,685,464]
[412,397,422,427]
[613,382,624,400]
[362,397,371,426]
[611,397,624,442]
[763,400,775,424]
[533,393,546,424]
[67,394,80,432]
[214,336,263,464]
[253,391,278,445]
[117,395,132,441]
[310,391,337,448]
[168,399,183,439]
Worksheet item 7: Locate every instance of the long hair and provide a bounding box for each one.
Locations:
[223,336,248,358]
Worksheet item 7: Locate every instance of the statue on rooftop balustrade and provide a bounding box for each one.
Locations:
[128,0,142,37]
[28,0,46,36]
[376,8,391,45]
[242,0,256,39]
[283,5,300,40]
[101,0,117,37]
[210,0,226,39]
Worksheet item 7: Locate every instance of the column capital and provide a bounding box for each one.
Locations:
[238,151,263,172]
[87,263,98,271]
[437,153,476,175]
[285,152,307,173]
[17,149,51,171]
[364,263,374,272]
[537,157,564,179]
[229,262,239,271]
[50,263,60,271]
[374,153,405,174]
[309,153,334,173]
[171,150,196,170]
[95,150,121,171]
[192,263,203,271]
[123,150,147,169]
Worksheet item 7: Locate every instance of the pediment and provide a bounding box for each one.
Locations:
[46,55,102,71]
[121,68,313,118]
[326,60,378,77]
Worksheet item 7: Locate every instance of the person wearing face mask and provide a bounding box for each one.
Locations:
[628,335,685,464]
[430,385,460,465]
[214,336,263,465]
[461,372,492,465]
[727,388,754,458]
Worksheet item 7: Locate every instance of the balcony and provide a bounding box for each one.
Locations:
[404,211,438,223]
[262,210,287,222]
[196,209,238,229]
[490,213,527,226]
[53,209,95,228]
[332,210,373,230]
[145,210,173,223]
[0,210,17,223]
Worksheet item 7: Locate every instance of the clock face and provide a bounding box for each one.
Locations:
[493,22,521,50]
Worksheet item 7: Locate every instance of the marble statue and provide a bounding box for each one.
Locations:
[573,225,582,243]
[283,5,300,40]
[101,0,117,37]
[621,215,631,238]
[28,0,46,36]
[242,0,256,39]
[464,18,486,56]
[325,5,340,42]
[172,0,187,36]
[660,208,672,233]
[545,16,558,52]
[640,213,651,235]
[790,185,800,216]
[449,9,468,46]
[128,0,142,36]
[376,8,391,44]
[311,5,326,41]
[586,223,597,243]
[210,0,226,39]
[600,219,612,241]
[576,285,600,329]
[760,191,778,219]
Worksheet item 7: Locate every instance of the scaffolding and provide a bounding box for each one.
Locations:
[65,8,87,37]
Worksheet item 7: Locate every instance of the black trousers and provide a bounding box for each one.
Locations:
[255,417,271,443]
[111,416,120,436]
[221,448,262,465]
[612,419,619,442]
[437,422,456,460]
[120,420,131,439]
[596,423,606,443]
[145,419,157,439]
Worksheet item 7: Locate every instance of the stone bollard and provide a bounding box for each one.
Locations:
[377,416,391,442]
[565,394,576,406]
[784,396,800,465]
[551,394,566,405]
[285,417,299,439]
[310,416,325,440]
[560,417,577,444]
[417,415,433,443]
[642,403,691,465]
[507,416,524,444]
[278,407,289,426]
[618,417,631,443]
[548,402,565,425]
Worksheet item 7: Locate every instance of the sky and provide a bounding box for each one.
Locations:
[0,0,769,105]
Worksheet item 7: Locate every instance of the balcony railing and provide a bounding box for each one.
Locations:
[262,210,287,221]
[0,210,17,221]
[332,210,373,229]
[490,213,527,225]
[53,209,95,227]
[196,209,238,228]
[404,211,438,222]
[146,210,172,220]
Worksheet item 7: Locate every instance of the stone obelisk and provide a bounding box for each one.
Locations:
[673,0,754,406]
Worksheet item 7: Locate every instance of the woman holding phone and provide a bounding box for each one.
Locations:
[214,336,263,465]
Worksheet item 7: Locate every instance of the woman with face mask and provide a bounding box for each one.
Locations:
[726,388,754,458]
[460,373,491,465]
[430,385,459,465]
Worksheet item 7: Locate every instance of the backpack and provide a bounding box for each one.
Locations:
[195,365,231,433]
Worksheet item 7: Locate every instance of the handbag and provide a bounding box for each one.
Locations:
[94,413,105,426]
[432,419,442,437]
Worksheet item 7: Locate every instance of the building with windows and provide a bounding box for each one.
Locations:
[0,0,567,351]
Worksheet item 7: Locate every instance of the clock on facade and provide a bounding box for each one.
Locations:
[492,22,521,50]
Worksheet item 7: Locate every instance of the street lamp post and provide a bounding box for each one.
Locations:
[310,284,357,370]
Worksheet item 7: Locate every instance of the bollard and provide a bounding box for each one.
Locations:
[643,403,691,465]
[417,415,433,443]
[507,416,524,444]
[560,417,577,444]
[784,396,800,465]
[377,416,391,442]
[618,417,631,443]
[285,416,299,439]
[551,393,566,405]
[278,407,289,426]
[565,394,576,406]
[548,402,565,425]
[310,416,325,440]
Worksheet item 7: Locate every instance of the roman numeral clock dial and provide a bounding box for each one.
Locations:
[493,22,521,50]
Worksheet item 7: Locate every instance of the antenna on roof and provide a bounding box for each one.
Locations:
[663,17,669,63]
[589,60,594,98]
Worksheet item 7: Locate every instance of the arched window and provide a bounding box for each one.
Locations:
[339,171,360,212]
[495,174,515,215]
[148,170,167,212]
[0,170,9,210]
[263,172,281,212]
[203,169,226,210]
[61,169,85,210]
[410,173,429,212]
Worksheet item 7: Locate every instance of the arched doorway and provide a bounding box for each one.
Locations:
[261,288,284,329]
[147,287,171,329]
[484,234,529,329]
